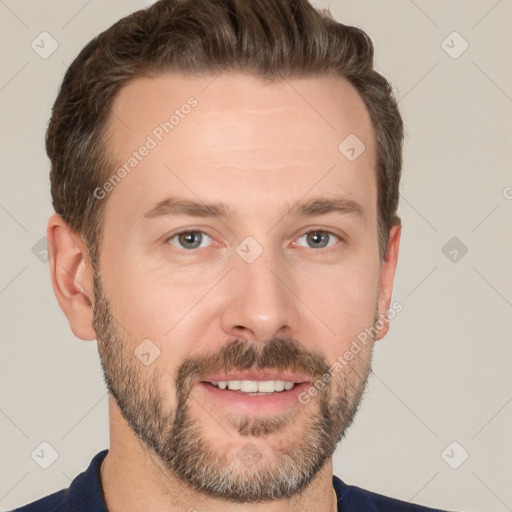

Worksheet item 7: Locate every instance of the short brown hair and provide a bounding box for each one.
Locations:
[47,0,403,267]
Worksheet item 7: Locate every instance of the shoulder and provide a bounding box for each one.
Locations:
[10,489,69,512]
[333,475,454,512]
[11,449,109,512]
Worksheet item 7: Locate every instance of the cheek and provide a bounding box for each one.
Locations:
[98,251,179,343]
[299,259,380,344]
[99,257,219,379]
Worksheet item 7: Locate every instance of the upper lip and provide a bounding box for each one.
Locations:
[199,372,311,384]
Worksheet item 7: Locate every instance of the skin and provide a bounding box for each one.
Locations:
[47,73,400,512]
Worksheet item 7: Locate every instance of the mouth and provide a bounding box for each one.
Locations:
[195,372,312,414]
[207,378,301,393]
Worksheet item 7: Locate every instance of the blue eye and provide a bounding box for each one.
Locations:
[166,229,340,252]
[167,230,213,250]
[296,230,339,249]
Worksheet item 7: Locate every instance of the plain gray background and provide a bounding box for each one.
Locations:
[1,1,511,511]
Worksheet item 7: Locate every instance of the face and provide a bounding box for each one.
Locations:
[90,73,394,502]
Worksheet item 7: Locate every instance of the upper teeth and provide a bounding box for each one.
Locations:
[210,380,295,392]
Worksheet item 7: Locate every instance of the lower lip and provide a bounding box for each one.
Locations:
[197,381,311,414]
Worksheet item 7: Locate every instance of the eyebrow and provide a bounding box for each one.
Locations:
[143,195,366,221]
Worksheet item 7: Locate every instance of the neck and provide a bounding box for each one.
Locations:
[100,398,338,512]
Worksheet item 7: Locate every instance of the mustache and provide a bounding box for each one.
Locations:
[174,335,331,390]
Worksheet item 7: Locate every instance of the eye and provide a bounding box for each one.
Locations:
[166,230,214,250]
[295,230,340,250]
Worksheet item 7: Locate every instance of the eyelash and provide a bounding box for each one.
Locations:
[165,228,343,253]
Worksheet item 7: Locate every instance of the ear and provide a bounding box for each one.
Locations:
[375,222,401,341]
[47,214,96,341]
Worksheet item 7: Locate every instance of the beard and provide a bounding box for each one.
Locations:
[92,270,375,503]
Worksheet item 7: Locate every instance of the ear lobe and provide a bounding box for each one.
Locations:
[47,214,97,341]
[375,222,401,341]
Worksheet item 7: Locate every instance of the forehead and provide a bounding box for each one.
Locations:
[101,72,376,225]
[107,72,373,153]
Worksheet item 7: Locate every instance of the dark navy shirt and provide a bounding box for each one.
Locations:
[12,449,453,511]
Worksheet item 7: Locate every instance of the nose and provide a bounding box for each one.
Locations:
[220,248,299,343]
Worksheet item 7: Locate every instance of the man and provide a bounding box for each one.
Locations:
[14,0,455,510]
